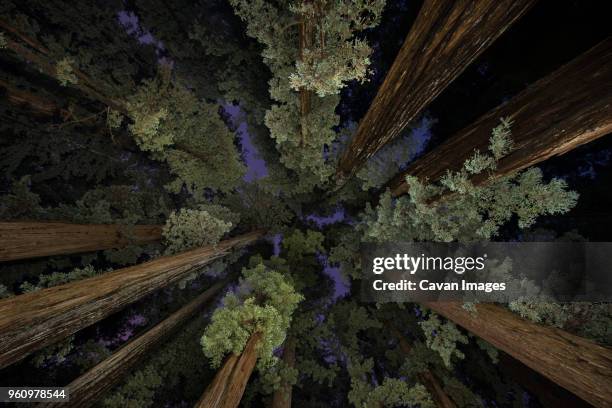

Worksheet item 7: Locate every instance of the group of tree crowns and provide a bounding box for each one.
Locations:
[0,1,610,408]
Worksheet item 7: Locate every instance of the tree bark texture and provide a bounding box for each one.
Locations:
[424,302,612,408]
[335,0,535,184]
[497,353,590,408]
[384,320,456,408]
[0,222,162,262]
[0,79,68,118]
[0,230,264,369]
[195,332,263,408]
[38,278,229,408]
[271,337,297,408]
[389,38,612,197]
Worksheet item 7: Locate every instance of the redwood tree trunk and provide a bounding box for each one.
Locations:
[0,222,162,262]
[424,302,612,408]
[384,321,456,408]
[0,18,125,113]
[38,278,229,408]
[388,38,612,197]
[335,0,535,184]
[0,79,67,118]
[195,332,262,408]
[271,337,297,408]
[497,353,590,408]
[0,230,264,369]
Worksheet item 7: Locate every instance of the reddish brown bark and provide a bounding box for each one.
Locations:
[195,332,263,408]
[335,0,535,184]
[389,38,612,197]
[384,321,456,408]
[38,279,229,408]
[497,353,590,408]
[424,302,612,408]
[0,222,162,262]
[271,337,297,408]
[0,18,126,114]
[0,79,68,118]
[0,230,264,369]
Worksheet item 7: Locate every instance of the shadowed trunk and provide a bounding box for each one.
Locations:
[384,320,456,408]
[424,302,612,408]
[497,353,590,408]
[0,222,162,262]
[388,38,612,197]
[38,278,230,408]
[195,332,263,408]
[271,336,297,408]
[0,18,125,113]
[0,79,68,118]
[335,0,535,185]
[0,230,264,369]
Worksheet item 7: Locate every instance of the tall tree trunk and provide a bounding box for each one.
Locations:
[497,353,590,408]
[424,302,612,408]
[195,332,263,408]
[38,278,229,408]
[0,222,162,262]
[0,79,68,118]
[388,38,612,197]
[0,230,264,369]
[0,18,226,158]
[271,336,297,408]
[384,321,456,408]
[0,18,126,113]
[335,0,535,185]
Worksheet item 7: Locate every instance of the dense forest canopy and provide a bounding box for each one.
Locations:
[0,0,611,407]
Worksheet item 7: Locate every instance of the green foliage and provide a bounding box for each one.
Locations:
[230,0,385,193]
[220,182,294,232]
[30,336,75,368]
[103,366,162,408]
[0,176,43,219]
[283,229,324,262]
[362,121,578,243]
[201,263,302,370]
[0,284,13,299]
[356,117,435,190]
[349,375,434,408]
[18,265,107,368]
[55,57,78,86]
[0,31,6,48]
[20,265,102,293]
[106,108,124,129]
[162,208,234,255]
[127,67,245,194]
[259,359,299,394]
[507,299,570,328]
[475,338,499,364]
[419,311,468,368]
[288,1,386,97]
[508,300,612,345]
[103,310,216,407]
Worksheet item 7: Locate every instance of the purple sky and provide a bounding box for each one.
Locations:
[318,252,350,301]
[223,103,268,182]
[305,207,346,228]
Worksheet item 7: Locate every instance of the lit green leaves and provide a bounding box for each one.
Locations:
[201,263,302,370]
[162,208,234,254]
[55,57,79,86]
[362,120,579,243]
[419,311,468,368]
